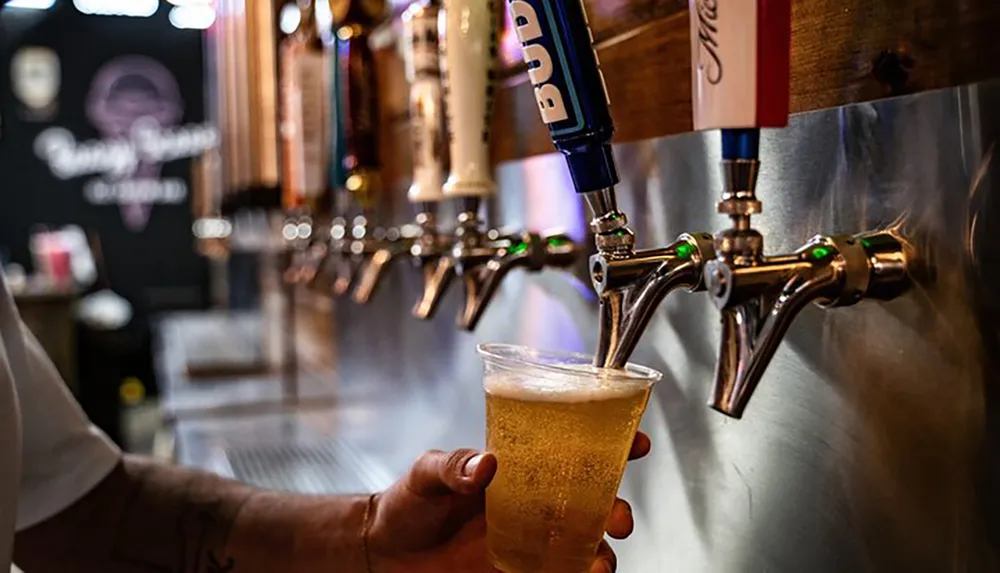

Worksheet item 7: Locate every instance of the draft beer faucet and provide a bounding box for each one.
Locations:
[692,1,912,418]
[507,0,714,368]
[279,0,333,285]
[337,19,386,298]
[305,0,389,298]
[354,0,450,307]
[305,16,352,295]
[431,0,577,331]
[391,0,455,318]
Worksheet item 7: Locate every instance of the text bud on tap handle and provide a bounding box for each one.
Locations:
[689,0,791,133]
[507,0,618,194]
[441,0,497,198]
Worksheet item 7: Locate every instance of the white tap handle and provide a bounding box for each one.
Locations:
[440,0,496,198]
[403,2,446,203]
[689,0,790,130]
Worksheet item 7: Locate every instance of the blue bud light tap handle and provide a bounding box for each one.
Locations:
[507,0,618,194]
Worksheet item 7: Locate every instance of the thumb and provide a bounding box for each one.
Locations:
[405,449,498,497]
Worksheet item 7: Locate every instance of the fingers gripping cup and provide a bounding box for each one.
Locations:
[478,344,661,573]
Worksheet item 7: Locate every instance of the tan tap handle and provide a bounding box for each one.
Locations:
[440,0,496,198]
[403,0,446,204]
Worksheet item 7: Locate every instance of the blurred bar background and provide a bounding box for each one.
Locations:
[1,1,1000,571]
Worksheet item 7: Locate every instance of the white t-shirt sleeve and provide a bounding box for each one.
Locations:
[13,324,122,530]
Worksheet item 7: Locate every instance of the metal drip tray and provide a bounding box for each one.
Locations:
[224,440,394,494]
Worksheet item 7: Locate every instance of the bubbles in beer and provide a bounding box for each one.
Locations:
[484,366,654,573]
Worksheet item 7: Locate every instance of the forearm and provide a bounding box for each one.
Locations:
[14,455,373,573]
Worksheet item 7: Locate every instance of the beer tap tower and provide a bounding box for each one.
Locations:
[352,0,448,306]
[430,0,577,331]
[304,13,351,295]
[693,1,912,418]
[394,0,456,319]
[506,0,714,367]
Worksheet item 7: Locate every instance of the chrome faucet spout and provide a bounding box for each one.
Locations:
[352,224,421,304]
[592,233,716,368]
[583,190,718,367]
[352,241,412,304]
[456,230,578,331]
[409,209,456,319]
[413,256,455,320]
[705,232,912,418]
[708,273,834,418]
[305,216,374,298]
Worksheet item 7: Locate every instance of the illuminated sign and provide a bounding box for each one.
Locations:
[34,55,218,232]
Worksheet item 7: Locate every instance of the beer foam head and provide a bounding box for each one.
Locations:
[483,361,658,403]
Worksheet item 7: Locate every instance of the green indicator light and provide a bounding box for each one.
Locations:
[809,246,833,260]
[510,242,529,256]
[547,237,569,248]
[615,230,627,238]
[861,238,872,248]
[676,242,696,260]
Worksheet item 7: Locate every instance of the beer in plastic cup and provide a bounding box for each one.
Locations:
[479,344,661,573]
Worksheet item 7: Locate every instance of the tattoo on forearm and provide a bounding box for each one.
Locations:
[110,464,254,572]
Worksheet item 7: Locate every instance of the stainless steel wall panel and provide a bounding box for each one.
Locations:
[332,81,1000,572]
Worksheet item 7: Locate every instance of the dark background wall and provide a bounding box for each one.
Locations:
[0,2,210,317]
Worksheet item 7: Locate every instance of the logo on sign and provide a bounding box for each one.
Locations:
[696,0,723,85]
[34,55,218,232]
[508,0,569,125]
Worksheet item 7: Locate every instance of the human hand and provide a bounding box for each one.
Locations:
[366,432,652,573]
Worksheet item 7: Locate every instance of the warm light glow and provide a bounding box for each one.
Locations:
[169,4,215,29]
[192,218,232,239]
[345,174,363,191]
[499,10,523,68]
[73,0,160,17]
[296,222,312,240]
[5,0,57,9]
[278,2,299,35]
[336,25,354,40]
